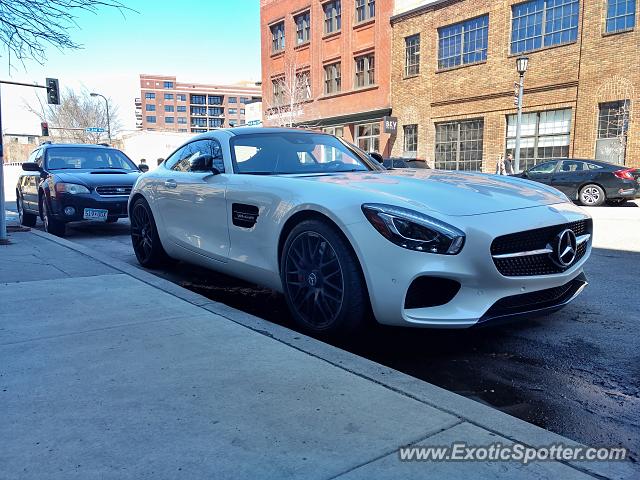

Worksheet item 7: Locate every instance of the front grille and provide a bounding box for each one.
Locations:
[482,275,587,321]
[95,185,132,196]
[491,220,591,277]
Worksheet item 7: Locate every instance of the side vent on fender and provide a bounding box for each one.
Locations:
[232,203,259,228]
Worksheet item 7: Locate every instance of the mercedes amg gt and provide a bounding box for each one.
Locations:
[129,128,592,335]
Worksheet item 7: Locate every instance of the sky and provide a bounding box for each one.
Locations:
[1,0,261,135]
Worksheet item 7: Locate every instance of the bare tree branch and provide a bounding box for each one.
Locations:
[0,0,136,70]
[24,87,121,143]
[264,52,312,128]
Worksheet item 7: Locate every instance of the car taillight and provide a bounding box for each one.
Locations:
[613,168,635,180]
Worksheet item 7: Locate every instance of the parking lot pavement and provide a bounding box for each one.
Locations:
[1,230,635,479]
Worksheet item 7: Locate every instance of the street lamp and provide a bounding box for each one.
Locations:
[513,56,529,173]
[90,92,111,143]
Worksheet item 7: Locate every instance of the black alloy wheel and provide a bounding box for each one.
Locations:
[130,197,169,268]
[281,219,368,337]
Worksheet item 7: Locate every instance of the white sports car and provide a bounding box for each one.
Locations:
[129,128,592,335]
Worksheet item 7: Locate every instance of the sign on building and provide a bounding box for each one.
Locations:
[383,116,398,135]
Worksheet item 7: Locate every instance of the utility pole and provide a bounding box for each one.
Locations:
[513,57,529,174]
[0,79,59,242]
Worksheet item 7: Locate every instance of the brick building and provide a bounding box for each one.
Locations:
[260,0,396,155]
[390,0,639,171]
[136,75,261,133]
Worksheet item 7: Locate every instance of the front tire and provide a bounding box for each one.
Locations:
[17,196,37,227]
[579,184,606,207]
[280,219,368,337]
[130,197,169,268]
[41,199,66,236]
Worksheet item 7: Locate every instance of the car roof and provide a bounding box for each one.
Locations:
[189,127,325,142]
[42,143,118,150]
[547,158,622,168]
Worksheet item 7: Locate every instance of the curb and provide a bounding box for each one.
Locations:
[27,228,634,479]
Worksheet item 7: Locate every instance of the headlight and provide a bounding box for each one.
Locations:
[361,203,465,255]
[55,183,90,194]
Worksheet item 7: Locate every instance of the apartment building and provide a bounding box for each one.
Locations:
[390,0,639,171]
[260,0,396,155]
[136,75,262,133]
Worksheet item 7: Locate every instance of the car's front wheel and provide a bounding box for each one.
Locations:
[130,197,169,268]
[579,184,606,207]
[17,195,37,227]
[281,219,368,337]
[41,199,65,236]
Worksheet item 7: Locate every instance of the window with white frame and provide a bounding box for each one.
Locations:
[403,125,418,156]
[295,10,311,44]
[354,54,375,88]
[356,122,380,153]
[605,0,636,33]
[435,119,484,171]
[405,34,420,76]
[271,21,285,53]
[510,0,579,54]
[355,0,375,23]
[506,108,572,171]
[324,1,342,33]
[324,62,341,94]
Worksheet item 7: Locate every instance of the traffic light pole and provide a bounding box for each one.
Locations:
[0,79,56,243]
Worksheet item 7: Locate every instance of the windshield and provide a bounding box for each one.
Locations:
[230,132,375,175]
[45,147,137,171]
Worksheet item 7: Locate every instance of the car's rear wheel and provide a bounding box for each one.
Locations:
[579,184,605,207]
[281,219,368,337]
[41,199,66,236]
[17,196,37,227]
[130,197,169,268]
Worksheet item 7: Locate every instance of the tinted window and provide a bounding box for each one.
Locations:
[169,140,224,173]
[587,163,603,170]
[230,133,372,175]
[559,160,586,172]
[45,148,137,171]
[529,161,557,174]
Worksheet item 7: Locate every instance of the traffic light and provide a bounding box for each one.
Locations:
[46,78,60,105]
[41,122,49,137]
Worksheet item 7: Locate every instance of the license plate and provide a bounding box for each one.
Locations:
[83,208,109,221]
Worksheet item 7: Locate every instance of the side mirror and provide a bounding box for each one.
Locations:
[139,164,149,173]
[22,162,40,172]
[191,154,221,174]
[369,152,384,164]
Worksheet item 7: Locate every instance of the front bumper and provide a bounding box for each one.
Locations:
[347,202,592,328]
[49,193,129,222]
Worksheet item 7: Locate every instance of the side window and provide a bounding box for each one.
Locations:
[35,149,44,168]
[559,161,585,173]
[529,161,557,174]
[163,146,186,171]
[171,139,224,173]
[587,163,603,170]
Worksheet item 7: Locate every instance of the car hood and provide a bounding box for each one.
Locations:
[291,169,569,216]
[52,169,141,187]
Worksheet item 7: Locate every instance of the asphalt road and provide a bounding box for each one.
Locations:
[8,204,640,465]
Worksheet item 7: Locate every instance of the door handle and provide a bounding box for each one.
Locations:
[164,180,177,188]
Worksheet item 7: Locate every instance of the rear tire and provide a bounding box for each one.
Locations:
[17,196,37,227]
[130,197,170,268]
[579,184,605,207]
[280,219,368,338]
[41,199,66,236]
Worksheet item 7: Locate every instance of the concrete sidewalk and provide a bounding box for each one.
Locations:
[0,229,634,479]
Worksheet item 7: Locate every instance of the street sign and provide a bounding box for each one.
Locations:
[85,127,105,133]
